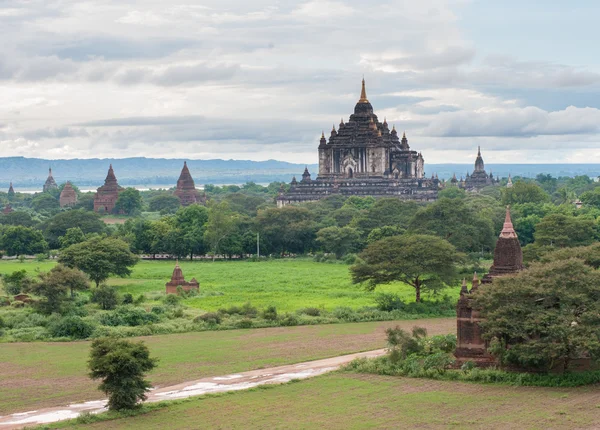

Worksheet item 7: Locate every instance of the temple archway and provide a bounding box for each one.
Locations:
[347,168,353,178]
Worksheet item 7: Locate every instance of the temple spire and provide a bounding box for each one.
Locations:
[359,78,368,103]
[500,206,518,239]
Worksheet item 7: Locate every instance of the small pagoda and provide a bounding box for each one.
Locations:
[93,164,123,213]
[59,182,78,207]
[165,261,199,295]
[455,207,523,366]
[2,204,14,214]
[7,182,15,198]
[174,161,205,206]
[43,168,58,192]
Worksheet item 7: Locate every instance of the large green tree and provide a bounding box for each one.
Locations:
[316,226,361,258]
[0,226,48,256]
[114,188,143,215]
[41,209,106,249]
[148,194,180,214]
[255,206,316,255]
[204,201,239,260]
[88,337,157,411]
[59,237,138,287]
[29,264,89,313]
[502,180,550,205]
[351,234,463,302]
[474,258,600,372]
[533,213,597,247]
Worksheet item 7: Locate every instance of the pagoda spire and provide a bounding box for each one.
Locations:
[500,206,518,239]
[359,78,368,103]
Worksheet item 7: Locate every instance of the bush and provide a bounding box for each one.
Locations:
[194,312,222,325]
[122,294,134,304]
[91,285,119,310]
[280,313,299,326]
[98,306,160,327]
[49,316,96,339]
[163,294,181,306]
[35,253,47,262]
[218,302,258,318]
[374,293,404,311]
[298,307,321,317]
[236,318,253,329]
[262,305,278,321]
[343,253,359,265]
[150,306,166,315]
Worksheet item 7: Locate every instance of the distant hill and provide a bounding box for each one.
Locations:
[1,157,599,190]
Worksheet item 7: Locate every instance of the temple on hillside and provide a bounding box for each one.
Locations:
[277,79,440,206]
[93,165,123,213]
[43,168,58,192]
[165,261,199,295]
[59,181,78,207]
[7,182,14,198]
[461,147,499,191]
[455,207,523,366]
[174,161,206,206]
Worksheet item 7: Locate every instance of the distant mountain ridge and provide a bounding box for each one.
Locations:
[1,157,599,190]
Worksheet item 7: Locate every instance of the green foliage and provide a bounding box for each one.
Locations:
[59,236,138,287]
[316,226,361,259]
[98,305,160,327]
[122,293,134,304]
[115,188,143,215]
[194,312,222,325]
[29,265,89,314]
[31,193,60,212]
[502,180,550,205]
[0,226,48,256]
[262,305,278,321]
[41,209,106,249]
[49,315,96,339]
[474,258,600,372]
[366,226,405,244]
[2,270,33,295]
[204,201,239,259]
[148,194,181,214]
[533,213,597,247]
[91,285,120,310]
[59,227,86,249]
[352,234,463,302]
[255,206,316,255]
[88,337,157,410]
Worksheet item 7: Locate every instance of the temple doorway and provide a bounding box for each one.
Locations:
[348,168,353,178]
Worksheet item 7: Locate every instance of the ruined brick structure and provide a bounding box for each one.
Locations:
[165,261,199,295]
[455,207,523,366]
[43,168,58,193]
[59,181,78,207]
[461,147,499,191]
[2,204,13,214]
[93,164,123,213]
[174,161,206,206]
[278,80,440,206]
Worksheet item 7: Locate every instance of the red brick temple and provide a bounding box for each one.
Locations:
[455,207,523,366]
[59,181,78,207]
[2,204,13,214]
[174,161,205,206]
[165,261,199,295]
[94,164,123,213]
[43,168,58,193]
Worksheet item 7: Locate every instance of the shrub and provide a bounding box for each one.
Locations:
[98,306,160,327]
[151,306,166,315]
[219,302,258,318]
[280,313,299,326]
[194,312,222,325]
[11,301,25,308]
[163,294,181,306]
[374,293,404,311]
[262,305,278,321]
[236,318,253,329]
[122,294,134,304]
[332,307,360,321]
[343,253,359,265]
[35,253,47,262]
[298,307,321,317]
[0,315,4,328]
[134,294,146,305]
[49,316,96,339]
[91,285,119,311]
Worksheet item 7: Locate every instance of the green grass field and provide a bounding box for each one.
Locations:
[0,259,457,312]
[0,318,455,415]
[52,372,600,429]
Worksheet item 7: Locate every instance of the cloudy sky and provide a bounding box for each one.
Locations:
[2,0,600,164]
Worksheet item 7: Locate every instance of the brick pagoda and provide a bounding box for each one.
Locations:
[59,181,78,207]
[174,161,205,206]
[43,168,58,192]
[455,207,523,366]
[93,164,123,213]
[165,261,199,295]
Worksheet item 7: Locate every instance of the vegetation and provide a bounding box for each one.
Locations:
[88,337,157,410]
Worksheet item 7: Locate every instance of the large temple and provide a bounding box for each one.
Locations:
[93,164,123,213]
[461,147,499,191]
[278,80,440,206]
[43,168,58,193]
[174,161,206,206]
[455,207,523,366]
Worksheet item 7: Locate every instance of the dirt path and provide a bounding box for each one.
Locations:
[0,349,386,429]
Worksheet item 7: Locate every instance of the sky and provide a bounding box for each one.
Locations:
[2,0,600,164]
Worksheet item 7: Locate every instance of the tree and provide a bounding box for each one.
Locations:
[255,206,316,255]
[30,193,60,212]
[474,258,600,372]
[351,234,463,302]
[2,270,34,295]
[204,201,239,260]
[366,226,405,244]
[41,209,106,249]
[316,226,361,258]
[59,237,138,287]
[88,337,157,410]
[91,285,119,310]
[533,214,597,247]
[0,211,36,227]
[408,198,495,253]
[502,180,550,206]
[59,227,86,249]
[29,265,89,313]
[579,187,600,209]
[0,226,48,256]
[148,194,180,213]
[174,204,209,259]
[114,188,143,215]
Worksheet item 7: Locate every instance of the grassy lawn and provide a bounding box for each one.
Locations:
[0,259,458,312]
[53,372,600,429]
[0,318,454,415]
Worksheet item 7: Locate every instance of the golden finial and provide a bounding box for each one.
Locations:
[321,131,325,139]
[359,77,368,103]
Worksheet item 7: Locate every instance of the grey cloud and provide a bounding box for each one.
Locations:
[22,127,90,139]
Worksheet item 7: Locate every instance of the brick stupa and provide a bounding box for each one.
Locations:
[43,168,58,192]
[2,204,13,214]
[165,261,199,295]
[8,182,14,198]
[455,207,523,366]
[94,164,123,213]
[174,161,205,206]
[59,181,78,207]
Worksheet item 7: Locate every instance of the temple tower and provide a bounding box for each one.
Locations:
[174,161,204,206]
[455,207,522,366]
[43,168,58,192]
[8,182,14,198]
[59,181,78,207]
[93,164,123,213]
[165,261,199,294]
